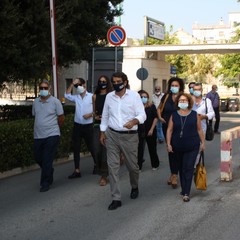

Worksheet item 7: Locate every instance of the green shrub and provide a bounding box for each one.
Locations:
[0,104,75,121]
[0,113,89,172]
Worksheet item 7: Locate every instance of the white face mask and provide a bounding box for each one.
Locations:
[77,86,85,94]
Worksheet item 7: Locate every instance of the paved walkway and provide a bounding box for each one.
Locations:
[0,112,240,240]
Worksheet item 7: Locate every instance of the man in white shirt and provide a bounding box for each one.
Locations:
[192,83,215,133]
[152,86,165,143]
[100,72,146,210]
[64,78,96,179]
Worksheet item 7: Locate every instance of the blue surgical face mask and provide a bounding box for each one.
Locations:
[39,90,49,97]
[189,88,194,94]
[170,86,179,94]
[193,90,202,97]
[178,102,188,110]
[113,82,125,92]
[141,96,148,104]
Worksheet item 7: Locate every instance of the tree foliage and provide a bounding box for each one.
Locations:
[0,0,123,84]
[215,27,240,88]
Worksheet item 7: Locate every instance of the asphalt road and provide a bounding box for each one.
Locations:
[0,112,240,240]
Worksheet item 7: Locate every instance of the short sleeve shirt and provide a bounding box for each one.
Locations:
[32,96,64,139]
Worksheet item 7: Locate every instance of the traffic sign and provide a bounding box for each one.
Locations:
[170,66,177,75]
[107,26,126,46]
[136,68,148,80]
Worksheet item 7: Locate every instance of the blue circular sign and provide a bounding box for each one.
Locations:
[136,68,148,80]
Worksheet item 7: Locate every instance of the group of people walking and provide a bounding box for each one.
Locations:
[32,73,219,209]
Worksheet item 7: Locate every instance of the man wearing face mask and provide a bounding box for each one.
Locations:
[188,82,195,96]
[100,72,146,210]
[206,84,221,134]
[64,78,97,179]
[32,79,65,192]
[192,83,215,134]
[152,86,165,143]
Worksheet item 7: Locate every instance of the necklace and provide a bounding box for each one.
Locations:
[180,115,188,138]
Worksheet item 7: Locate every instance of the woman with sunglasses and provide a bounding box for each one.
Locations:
[92,75,113,186]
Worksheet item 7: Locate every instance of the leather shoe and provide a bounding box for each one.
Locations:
[130,188,139,199]
[68,171,81,179]
[108,200,122,210]
[40,186,50,192]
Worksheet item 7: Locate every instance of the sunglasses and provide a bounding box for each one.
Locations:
[155,89,160,91]
[39,86,48,90]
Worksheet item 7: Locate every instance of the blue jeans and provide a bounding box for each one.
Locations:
[156,120,164,141]
[34,135,60,188]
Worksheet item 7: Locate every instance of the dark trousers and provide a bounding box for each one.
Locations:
[175,148,199,196]
[138,131,159,169]
[212,107,220,132]
[72,122,96,169]
[34,135,60,188]
[93,126,108,176]
[162,123,179,174]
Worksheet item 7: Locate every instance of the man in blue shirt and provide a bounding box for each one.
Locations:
[206,85,221,134]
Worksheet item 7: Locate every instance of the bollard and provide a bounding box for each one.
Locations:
[220,127,240,181]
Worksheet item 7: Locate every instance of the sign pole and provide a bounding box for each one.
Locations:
[49,0,58,98]
[115,46,118,72]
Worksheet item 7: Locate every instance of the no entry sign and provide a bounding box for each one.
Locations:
[107,26,126,46]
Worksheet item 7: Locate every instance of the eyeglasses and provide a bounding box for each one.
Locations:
[155,89,160,91]
[39,86,48,90]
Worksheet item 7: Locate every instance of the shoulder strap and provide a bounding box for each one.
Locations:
[160,94,169,114]
[205,98,208,114]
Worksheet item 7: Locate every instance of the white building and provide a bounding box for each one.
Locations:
[192,12,240,44]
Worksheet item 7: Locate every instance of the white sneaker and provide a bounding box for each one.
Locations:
[152,167,159,171]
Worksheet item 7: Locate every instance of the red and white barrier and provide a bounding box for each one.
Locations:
[220,127,240,181]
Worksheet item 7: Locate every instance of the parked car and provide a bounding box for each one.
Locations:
[228,98,239,112]
[220,98,229,112]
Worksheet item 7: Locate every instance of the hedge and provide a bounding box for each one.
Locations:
[0,104,75,121]
[0,113,88,173]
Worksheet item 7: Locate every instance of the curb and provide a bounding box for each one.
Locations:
[0,152,90,180]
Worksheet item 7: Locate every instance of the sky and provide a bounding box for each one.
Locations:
[120,0,240,39]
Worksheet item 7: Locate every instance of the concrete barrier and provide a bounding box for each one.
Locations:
[220,126,240,181]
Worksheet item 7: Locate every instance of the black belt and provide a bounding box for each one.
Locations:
[74,122,93,127]
[109,127,137,134]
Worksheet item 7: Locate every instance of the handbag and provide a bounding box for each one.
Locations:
[205,99,214,141]
[194,151,207,190]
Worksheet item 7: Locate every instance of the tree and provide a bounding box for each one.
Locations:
[0,0,123,84]
[215,26,240,88]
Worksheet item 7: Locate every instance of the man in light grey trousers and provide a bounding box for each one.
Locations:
[100,72,146,210]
